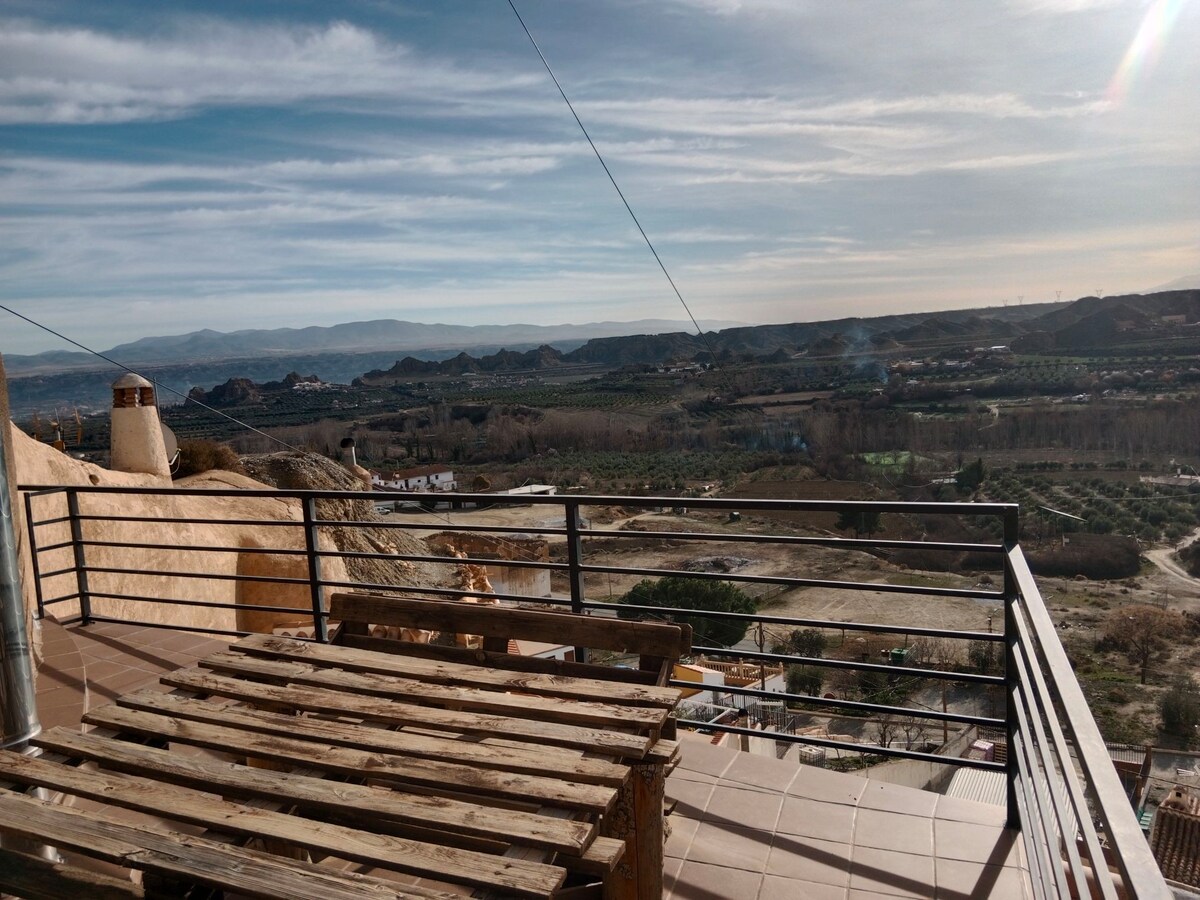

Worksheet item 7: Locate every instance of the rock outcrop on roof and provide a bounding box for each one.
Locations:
[239,451,449,592]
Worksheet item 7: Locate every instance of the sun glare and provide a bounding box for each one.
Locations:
[1106,0,1187,104]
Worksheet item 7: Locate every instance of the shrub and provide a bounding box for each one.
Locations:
[1026,535,1140,580]
[616,576,757,648]
[174,439,244,479]
[785,665,823,697]
[1162,675,1200,742]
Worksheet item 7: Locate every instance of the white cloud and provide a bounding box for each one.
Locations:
[1005,0,1127,14]
[0,19,537,125]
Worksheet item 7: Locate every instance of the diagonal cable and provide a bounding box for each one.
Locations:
[0,303,301,452]
[506,0,723,368]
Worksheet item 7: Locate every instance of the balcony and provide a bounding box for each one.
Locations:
[15,486,1172,898]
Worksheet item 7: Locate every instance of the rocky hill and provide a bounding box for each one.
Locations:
[1012,290,1200,351]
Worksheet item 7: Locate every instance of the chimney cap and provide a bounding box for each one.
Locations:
[112,373,153,389]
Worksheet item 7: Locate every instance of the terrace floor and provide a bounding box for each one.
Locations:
[32,618,1033,898]
[664,737,1030,899]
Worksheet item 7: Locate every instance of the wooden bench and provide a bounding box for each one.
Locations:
[328,593,692,688]
[329,592,691,900]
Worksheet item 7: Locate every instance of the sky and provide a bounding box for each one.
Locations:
[1,0,1198,354]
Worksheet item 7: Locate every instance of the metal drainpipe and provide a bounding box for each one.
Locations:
[0,420,39,752]
[0,413,57,862]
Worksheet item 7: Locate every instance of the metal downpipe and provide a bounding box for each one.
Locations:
[0,418,39,751]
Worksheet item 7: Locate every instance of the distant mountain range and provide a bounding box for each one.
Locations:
[1,318,745,376]
[7,292,1199,415]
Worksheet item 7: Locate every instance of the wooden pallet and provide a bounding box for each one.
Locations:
[0,628,682,899]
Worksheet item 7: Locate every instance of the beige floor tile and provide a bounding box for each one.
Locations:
[676,737,739,779]
[759,874,848,899]
[669,860,763,900]
[933,819,1021,867]
[776,795,857,843]
[664,856,684,895]
[765,836,851,887]
[935,859,1031,899]
[849,847,935,898]
[704,784,784,832]
[687,822,772,873]
[933,794,1006,827]
[665,812,701,859]
[667,773,716,818]
[723,753,800,794]
[787,766,867,807]
[858,780,938,817]
[854,809,933,856]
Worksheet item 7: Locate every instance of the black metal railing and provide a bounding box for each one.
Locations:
[18,484,1169,898]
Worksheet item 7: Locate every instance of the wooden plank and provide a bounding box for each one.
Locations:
[568,836,626,876]
[0,846,144,900]
[162,667,653,759]
[82,704,618,814]
[646,739,680,767]
[233,634,681,709]
[117,690,629,787]
[330,594,692,659]
[336,632,661,685]
[200,651,669,733]
[0,750,564,898]
[32,727,597,858]
[0,790,461,900]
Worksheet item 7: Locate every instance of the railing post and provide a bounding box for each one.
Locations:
[66,489,91,626]
[564,499,587,663]
[302,496,327,643]
[22,492,46,620]
[1002,506,1020,831]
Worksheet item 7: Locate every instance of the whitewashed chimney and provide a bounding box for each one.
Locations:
[110,374,171,479]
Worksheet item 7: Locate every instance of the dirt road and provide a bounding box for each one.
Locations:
[1145,526,1200,604]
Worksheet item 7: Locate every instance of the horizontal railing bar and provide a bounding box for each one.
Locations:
[314,579,576,607]
[21,487,70,499]
[78,540,310,557]
[36,567,79,580]
[1006,546,1167,896]
[70,533,1002,575]
[82,615,251,639]
[54,614,83,626]
[75,514,303,528]
[41,594,80,606]
[17,484,1019,517]
[582,527,1005,554]
[692,643,1007,686]
[312,549,569,572]
[28,516,72,528]
[586,600,1005,642]
[81,566,310,587]
[31,539,75,552]
[579,563,1004,600]
[670,678,1004,727]
[675,717,1006,770]
[87,592,325,618]
[343,519,572,537]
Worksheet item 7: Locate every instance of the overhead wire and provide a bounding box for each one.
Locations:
[504,0,725,373]
[0,303,302,453]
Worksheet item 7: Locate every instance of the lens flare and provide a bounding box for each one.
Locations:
[1106,0,1187,105]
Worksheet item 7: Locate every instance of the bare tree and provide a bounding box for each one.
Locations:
[1104,605,1184,684]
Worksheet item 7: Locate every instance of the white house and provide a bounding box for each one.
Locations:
[372,465,457,492]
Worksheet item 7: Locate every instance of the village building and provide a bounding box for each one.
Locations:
[371,464,457,492]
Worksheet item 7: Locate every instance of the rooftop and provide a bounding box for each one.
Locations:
[32,617,1031,898]
[8,484,1178,897]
